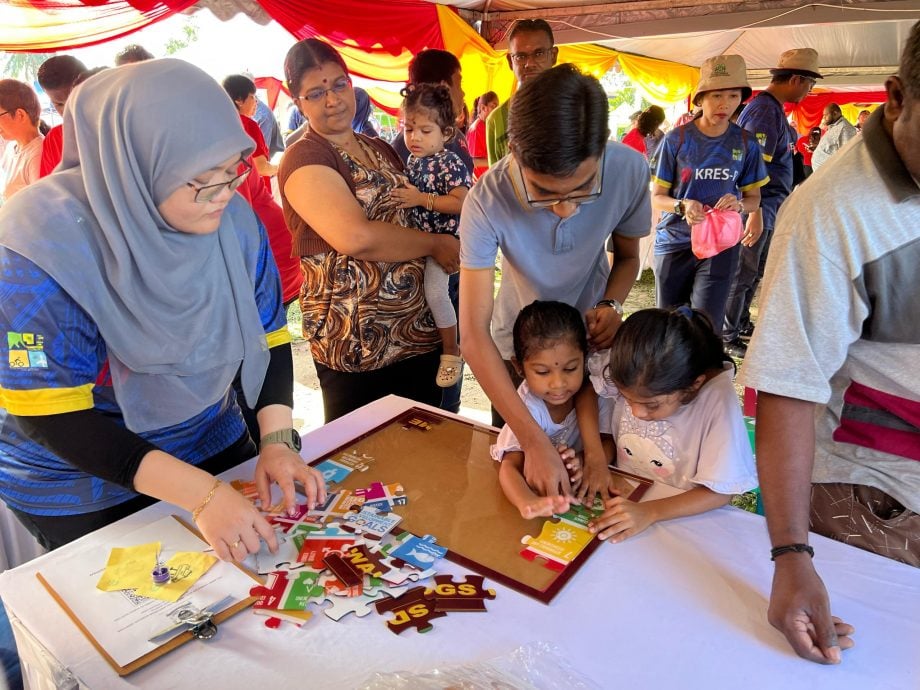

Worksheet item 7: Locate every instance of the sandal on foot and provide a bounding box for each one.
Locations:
[436,354,464,388]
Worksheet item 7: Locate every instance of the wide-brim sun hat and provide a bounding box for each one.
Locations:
[693,54,752,106]
[769,48,824,79]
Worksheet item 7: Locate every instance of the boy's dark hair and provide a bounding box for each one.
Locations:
[37,56,87,91]
[402,83,456,141]
[513,300,587,364]
[0,79,41,125]
[509,19,555,47]
[900,21,920,99]
[508,64,609,176]
[770,73,795,86]
[407,49,461,86]
[637,105,666,136]
[284,39,348,99]
[608,307,730,396]
[114,44,154,66]
[222,74,256,104]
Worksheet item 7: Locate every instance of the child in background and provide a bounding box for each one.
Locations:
[578,306,757,542]
[391,83,471,388]
[491,301,614,519]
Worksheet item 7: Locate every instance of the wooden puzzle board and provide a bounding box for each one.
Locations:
[307,408,650,603]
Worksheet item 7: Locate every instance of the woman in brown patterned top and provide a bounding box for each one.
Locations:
[279,39,460,422]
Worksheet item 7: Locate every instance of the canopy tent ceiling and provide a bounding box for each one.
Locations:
[449,0,920,88]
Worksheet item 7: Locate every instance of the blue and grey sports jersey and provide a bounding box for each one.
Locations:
[736,91,796,227]
[0,219,291,516]
[652,122,768,255]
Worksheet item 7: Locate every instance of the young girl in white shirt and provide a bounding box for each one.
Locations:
[579,306,757,542]
[491,300,613,519]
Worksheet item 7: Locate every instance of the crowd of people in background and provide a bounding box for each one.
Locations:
[0,20,917,684]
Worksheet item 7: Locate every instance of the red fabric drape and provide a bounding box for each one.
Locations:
[784,91,887,134]
[1,0,197,52]
[253,76,286,110]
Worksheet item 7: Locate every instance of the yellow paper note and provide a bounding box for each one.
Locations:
[96,542,161,592]
[133,552,218,602]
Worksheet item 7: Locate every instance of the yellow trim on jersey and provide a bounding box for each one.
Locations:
[761,152,773,163]
[739,176,771,192]
[651,175,672,189]
[0,383,94,416]
[266,326,292,349]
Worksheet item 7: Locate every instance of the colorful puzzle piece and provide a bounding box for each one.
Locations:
[424,575,496,612]
[230,479,260,504]
[375,586,447,634]
[250,570,326,617]
[314,459,355,485]
[336,450,375,471]
[306,490,366,522]
[295,523,361,569]
[388,533,447,570]
[520,517,593,571]
[343,506,403,538]
[353,482,407,513]
[322,552,364,591]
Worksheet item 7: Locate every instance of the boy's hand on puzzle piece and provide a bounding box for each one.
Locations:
[585,307,621,351]
[768,555,855,664]
[573,453,618,503]
[523,438,575,501]
[588,496,656,543]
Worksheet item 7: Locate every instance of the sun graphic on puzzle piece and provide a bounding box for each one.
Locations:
[553,527,578,543]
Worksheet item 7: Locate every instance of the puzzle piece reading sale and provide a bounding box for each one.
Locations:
[520,518,593,572]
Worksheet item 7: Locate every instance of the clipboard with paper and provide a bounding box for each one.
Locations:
[36,514,259,676]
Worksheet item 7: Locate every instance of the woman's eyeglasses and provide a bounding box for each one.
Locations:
[295,77,352,103]
[186,158,251,203]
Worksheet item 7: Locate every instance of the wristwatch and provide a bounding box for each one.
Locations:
[673,199,684,217]
[594,298,624,316]
[259,428,302,452]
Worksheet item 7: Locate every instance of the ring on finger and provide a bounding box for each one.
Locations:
[230,539,242,549]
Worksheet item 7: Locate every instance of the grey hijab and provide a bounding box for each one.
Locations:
[0,59,269,432]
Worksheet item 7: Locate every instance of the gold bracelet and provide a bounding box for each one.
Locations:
[191,479,223,521]
[427,192,435,212]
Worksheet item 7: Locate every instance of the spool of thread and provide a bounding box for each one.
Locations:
[151,566,170,585]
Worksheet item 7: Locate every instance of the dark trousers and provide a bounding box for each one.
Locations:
[723,226,774,341]
[315,349,441,423]
[439,271,463,414]
[653,244,741,335]
[490,360,525,429]
[9,432,256,551]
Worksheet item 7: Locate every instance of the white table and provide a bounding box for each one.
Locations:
[1,396,918,689]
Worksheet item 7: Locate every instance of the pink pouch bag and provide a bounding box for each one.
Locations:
[691,207,743,259]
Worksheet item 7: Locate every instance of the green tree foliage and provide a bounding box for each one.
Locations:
[164,17,199,55]
[0,52,46,84]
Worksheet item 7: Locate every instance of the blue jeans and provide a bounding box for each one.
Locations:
[439,272,463,414]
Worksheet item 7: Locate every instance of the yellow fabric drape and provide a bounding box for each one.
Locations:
[617,52,699,105]
[438,5,512,110]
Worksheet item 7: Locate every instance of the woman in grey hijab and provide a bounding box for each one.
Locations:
[0,59,324,561]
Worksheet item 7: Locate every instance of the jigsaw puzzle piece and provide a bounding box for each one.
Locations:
[374,586,447,634]
[314,459,355,485]
[342,506,402,538]
[424,575,496,612]
[295,523,362,569]
[520,517,593,571]
[353,482,407,513]
[389,533,447,570]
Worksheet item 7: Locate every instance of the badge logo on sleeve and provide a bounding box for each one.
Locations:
[7,332,48,369]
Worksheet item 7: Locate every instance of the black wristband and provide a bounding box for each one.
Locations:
[770,543,814,561]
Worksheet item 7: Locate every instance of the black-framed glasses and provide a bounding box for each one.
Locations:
[294,77,352,103]
[509,48,552,64]
[186,158,251,203]
[516,150,605,209]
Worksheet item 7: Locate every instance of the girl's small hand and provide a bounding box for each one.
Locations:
[682,199,706,225]
[713,194,742,213]
[588,496,657,543]
[195,483,277,562]
[390,183,422,208]
[254,443,327,516]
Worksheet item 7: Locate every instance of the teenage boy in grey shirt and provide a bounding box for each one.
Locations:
[460,65,650,502]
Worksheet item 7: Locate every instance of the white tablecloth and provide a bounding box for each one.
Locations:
[1,396,918,689]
